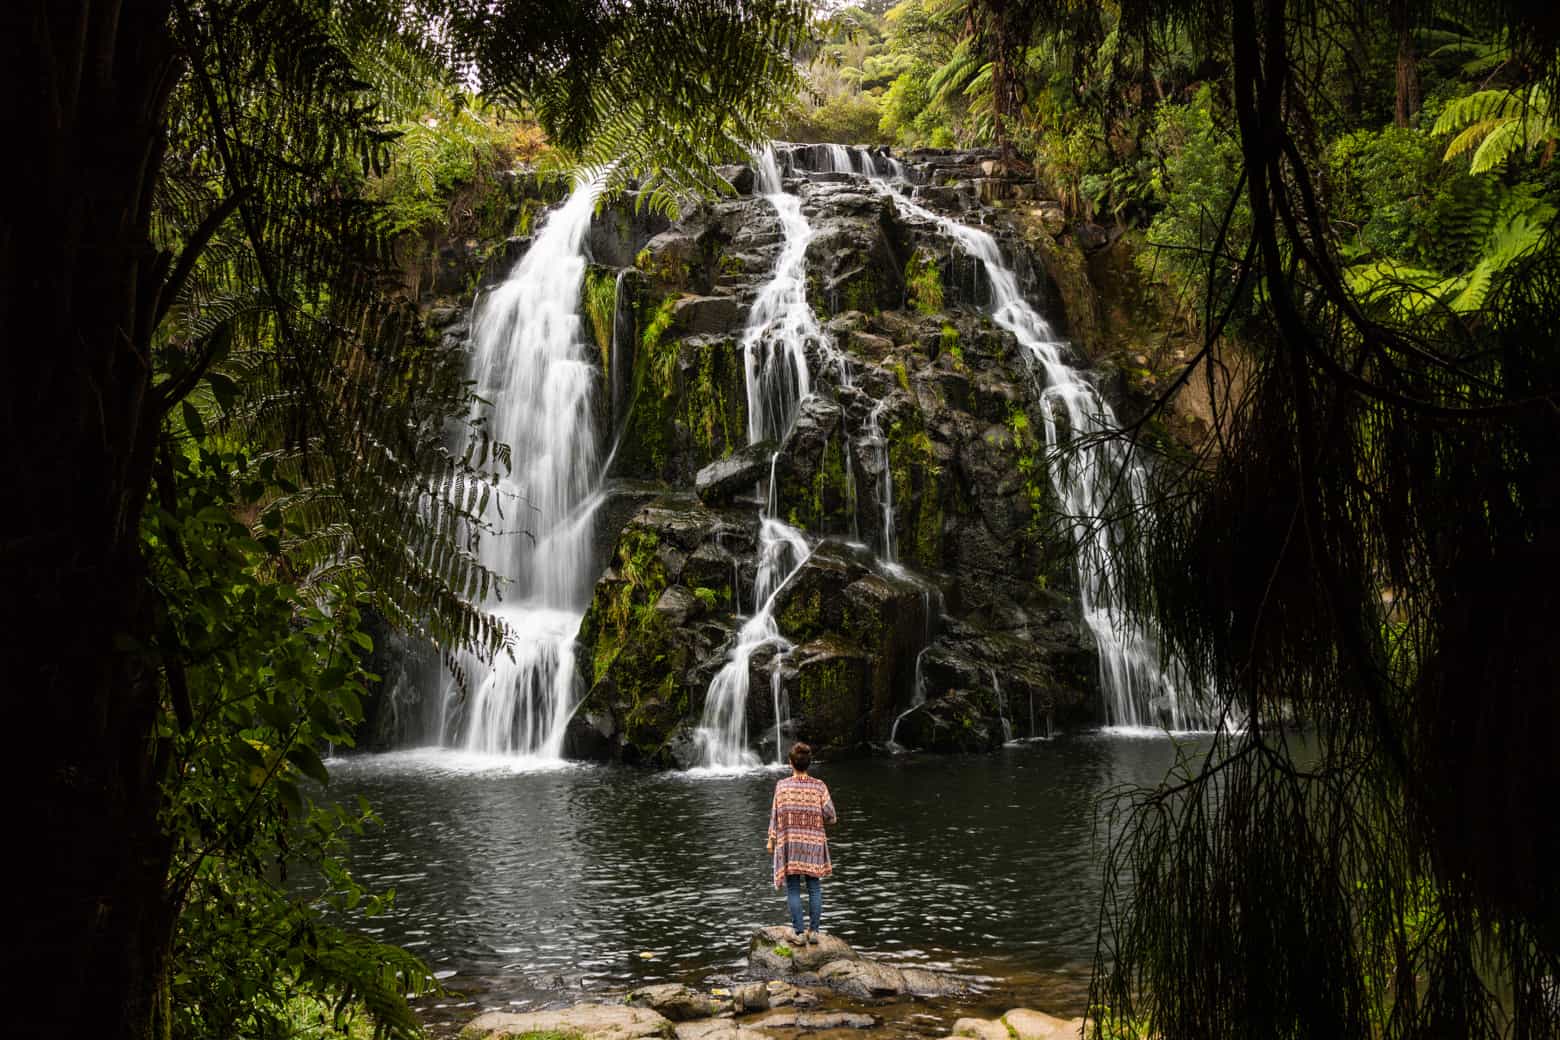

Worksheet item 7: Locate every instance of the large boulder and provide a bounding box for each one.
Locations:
[892,690,1008,753]
[1002,1009,1087,1040]
[802,185,909,315]
[747,1011,877,1030]
[672,1022,767,1040]
[672,294,742,335]
[613,324,748,485]
[952,1019,1011,1040]
[717,164,756,195]
[573,495,754,764]
[749,925,857,975]
[695,441,778,505]
[746,927,968,999]
[815,958,912,999]
[950,1010,1086,1040]
[767,541,930,747]
[772,395,856,536]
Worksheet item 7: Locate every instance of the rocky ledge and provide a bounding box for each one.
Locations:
[461,997,1084,1040]
[459,930,1086,1040]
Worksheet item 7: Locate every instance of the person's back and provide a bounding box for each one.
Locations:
[766,742,837,942]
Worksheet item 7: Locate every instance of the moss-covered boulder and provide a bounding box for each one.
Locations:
[892,689,1007,753]
[768,541,930,748]
[611,289,749,485]
[772,396,857,536]
[574,494,753,764]
[788,636,874,748]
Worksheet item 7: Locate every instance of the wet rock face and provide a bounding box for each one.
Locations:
[573,493,755,766]
[550,147,1155,760]
[358,145,1199,757]
[696,440,777,506]
[625,982,724,1021]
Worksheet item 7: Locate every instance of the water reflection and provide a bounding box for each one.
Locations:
[308,735,1204,1014]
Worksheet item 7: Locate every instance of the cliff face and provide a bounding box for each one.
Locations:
[387,146,1206,764]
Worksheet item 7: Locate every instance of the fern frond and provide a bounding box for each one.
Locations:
[1444,118,1508,162]
[1436,86,1556,172]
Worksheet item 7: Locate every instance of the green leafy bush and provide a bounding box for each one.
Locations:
[149,446,436,1040]
[781,92,887,145]
[1137,85,1252,322]
[1326,125,1440,263]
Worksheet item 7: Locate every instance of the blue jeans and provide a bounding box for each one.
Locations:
[785,874,822,934]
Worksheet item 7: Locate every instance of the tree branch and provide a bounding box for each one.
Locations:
[151,187,247,332]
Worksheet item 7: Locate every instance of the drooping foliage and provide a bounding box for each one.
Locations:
[770,1,1560,1037]
[158,0,510,665]
[1075,2,1560,1039]
[434,0,809,209]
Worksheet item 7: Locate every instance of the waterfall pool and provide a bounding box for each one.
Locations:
[307,734,1206,1027]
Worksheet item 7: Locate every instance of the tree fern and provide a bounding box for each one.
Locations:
[1434,86,1556,172]
[1346,193,1555,316]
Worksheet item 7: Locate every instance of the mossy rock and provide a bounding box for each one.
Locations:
[789,636,873,748]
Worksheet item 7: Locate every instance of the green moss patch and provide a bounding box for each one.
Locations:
[905,247,945,315]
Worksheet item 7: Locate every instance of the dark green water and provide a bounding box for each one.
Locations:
[313,734,1200,1019]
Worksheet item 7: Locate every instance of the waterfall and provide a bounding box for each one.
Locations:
[887,646,931,748]
[693,148,824,769]
[770,144,1208,729]
[440,177,607,758]
[877,185,1215,731]
[865,397,896,562]
[992,668,1013,743]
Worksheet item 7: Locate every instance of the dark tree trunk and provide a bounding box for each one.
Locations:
[2,3,180,1038]
[1392,1,1420,127]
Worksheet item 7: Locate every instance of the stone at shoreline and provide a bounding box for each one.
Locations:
[733,981,770,1011]
[748,926,968,999]
[814,959,907,999]
[1001,1008,1085,1040]
[750,925,857,975]
[462,1004,670,1040]
[763,980,821,1008]
[675,1021,769,1040]
[695,441,778,505]
[626,982,725,1021]
[952,1019,1010,1040]
[749,1011,878,1030]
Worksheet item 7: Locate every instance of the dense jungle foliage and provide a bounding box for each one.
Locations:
[786,1,1558,328]
[4,1,1558,1039]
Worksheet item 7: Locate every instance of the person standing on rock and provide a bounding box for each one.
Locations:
[766,741,837,944]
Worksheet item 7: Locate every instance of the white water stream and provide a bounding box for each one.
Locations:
[693,149,823,769]
[874,184,1213,730]
[864,397,897,562]
[439,177,607,758]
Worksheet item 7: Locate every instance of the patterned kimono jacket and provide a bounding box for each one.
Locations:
[768,774,837,888]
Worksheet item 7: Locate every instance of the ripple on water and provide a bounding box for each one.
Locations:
[301,733,1207,1015]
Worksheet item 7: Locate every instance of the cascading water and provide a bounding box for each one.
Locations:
[442,177,607,758]
[693,149,825,769]
[991,668,1013,743]
[886,646,930,749]
[865,397,897,562]
[875,184,1215,731]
